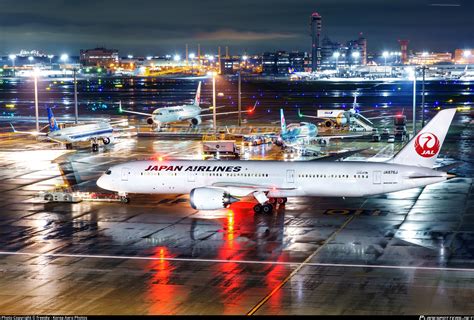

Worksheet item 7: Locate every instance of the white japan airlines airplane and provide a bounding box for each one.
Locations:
[11,107,122,151]
[97,109,457,213]
[119,81,256,130]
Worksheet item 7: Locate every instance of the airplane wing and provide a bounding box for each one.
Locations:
[310,148,367,161]
[211,182,296,197]
[9,123,48,136]
[118,103,152,117]
[297,109,328,123]
[316,133,364,141]
[201,101,258,117]
[364,115,397,120]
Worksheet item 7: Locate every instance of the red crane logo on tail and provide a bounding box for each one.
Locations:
[414,132,440,158]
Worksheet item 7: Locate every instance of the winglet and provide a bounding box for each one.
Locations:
[194,81,202,106]
[9,123,17,133]
[47,107,59,132]
[248,100,258,113]
[298,108,303,118]
[118,101,123,113]
[280,109,287,134]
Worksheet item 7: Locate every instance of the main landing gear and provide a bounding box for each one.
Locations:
[253,197,287,214]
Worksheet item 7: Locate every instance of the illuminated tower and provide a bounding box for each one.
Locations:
[357,33,367,65]
[398,40,409,64]
[310,12,322,72]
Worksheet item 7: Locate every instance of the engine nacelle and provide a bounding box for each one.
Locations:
[189,187,238,210]
[146,117,155,125]
[323,120,334,128]
[102,136,114,145]
[335,116,348,126]
[190,116,202,126]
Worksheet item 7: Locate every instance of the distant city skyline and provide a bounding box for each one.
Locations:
[0,0,472,56]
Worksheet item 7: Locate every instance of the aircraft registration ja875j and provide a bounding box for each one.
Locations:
[97,109,457,214]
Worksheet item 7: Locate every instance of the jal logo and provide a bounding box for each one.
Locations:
[414,132,440,158]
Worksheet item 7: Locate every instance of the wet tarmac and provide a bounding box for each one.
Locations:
[0,106,472,315]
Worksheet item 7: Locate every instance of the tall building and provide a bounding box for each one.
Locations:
[310,12,322,72]
[261,51,306,75]
[357,33,367,65]
[80,47,119,67]
[398,40,409,64]
[320,35,365,69]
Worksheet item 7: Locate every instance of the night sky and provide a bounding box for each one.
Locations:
[0,0,472,56]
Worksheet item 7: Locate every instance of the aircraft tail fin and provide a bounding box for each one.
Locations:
[194,81,202,106]
[47,107,60,132]
[280,109,287,134]
[391,108,456,168]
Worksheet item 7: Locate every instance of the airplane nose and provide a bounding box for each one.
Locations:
[97,175,111,190]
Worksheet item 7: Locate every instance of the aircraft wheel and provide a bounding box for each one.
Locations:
[66,143,73,150]
[253,204,263,213]
[121,197,130,204]
[277,197,287,205]
[102,137,111,145]
[262,203,273,214]
[268,198,276,204]
[92,143,99,152]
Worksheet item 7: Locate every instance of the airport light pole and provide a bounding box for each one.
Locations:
[33,68,40,132]
[209,71,217,132]
[421,65,427,127]
[382,51,389,77]
[238,55,248,127]
[333,52,340,74]
[407,67,417,135]
[9,54,16,77]
[61,54,78,124]
[351,51,360,74]
[73,67,78,124]
[48,55,54,66]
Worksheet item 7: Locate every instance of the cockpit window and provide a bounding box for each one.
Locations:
[105,169,112,175]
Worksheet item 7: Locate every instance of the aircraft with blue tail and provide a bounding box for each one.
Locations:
[10,107,128,151]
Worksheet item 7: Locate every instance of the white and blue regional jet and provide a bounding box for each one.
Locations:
[97,108,457,213]
[11,108,121,151]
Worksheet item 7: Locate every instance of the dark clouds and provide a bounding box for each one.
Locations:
[0,0,472,56]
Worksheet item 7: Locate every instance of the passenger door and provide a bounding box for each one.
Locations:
[286,169,295,184]
[121,167,130,181]
[187,171,196,183]
[373,170,381,184]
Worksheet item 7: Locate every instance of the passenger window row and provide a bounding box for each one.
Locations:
[297,174,369,179]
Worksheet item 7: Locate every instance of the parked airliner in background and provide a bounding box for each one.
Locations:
[11,107,125,151]
[271,109,362,155]
[119,81,256,130]
[97,108,457,213]
[298,94,395,129]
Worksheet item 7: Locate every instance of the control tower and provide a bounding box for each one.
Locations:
[310,12,322,72]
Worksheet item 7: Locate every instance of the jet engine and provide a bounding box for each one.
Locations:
[190,116,202,126]
[335,112,351,126]
[146,117,155,125]
[102,136,114,145]
[323,120,334,128]
[189,187,238,210]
